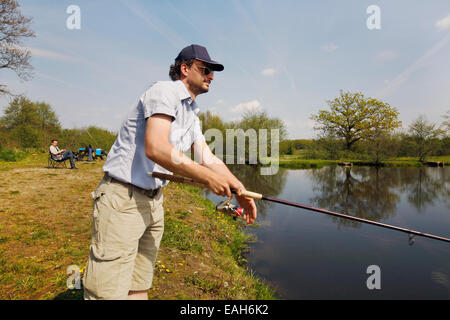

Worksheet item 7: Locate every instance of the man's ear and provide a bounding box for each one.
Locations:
[180,63,189,77]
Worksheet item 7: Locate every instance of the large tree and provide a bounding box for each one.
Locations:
[311,90,401,150]
[0,0,35,95]
[1,96,39,147]
[1,96,62,148]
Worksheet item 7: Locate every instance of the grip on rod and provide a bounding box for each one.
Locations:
[238,190,263,200]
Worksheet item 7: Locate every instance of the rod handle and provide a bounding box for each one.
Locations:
[237,190,263,200]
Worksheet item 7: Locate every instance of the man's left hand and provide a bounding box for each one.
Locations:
[230,181,257,224]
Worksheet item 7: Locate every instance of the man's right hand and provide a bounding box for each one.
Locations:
[206,172,232,198]
[206,172,257,224]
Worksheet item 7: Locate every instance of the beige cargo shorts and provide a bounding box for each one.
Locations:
[83,174,164,300]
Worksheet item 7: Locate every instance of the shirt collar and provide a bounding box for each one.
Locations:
[175,80,200,114]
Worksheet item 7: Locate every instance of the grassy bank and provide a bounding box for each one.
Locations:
[0,154,276,300]
[277,155,449,169]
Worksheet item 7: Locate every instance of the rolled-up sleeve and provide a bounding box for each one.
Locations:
[141,83,178,120]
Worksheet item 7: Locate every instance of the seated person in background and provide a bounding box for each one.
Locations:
[49,139,78,169]
[86,144,95,162]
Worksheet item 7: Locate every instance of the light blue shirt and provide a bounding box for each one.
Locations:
[103,80,205,190]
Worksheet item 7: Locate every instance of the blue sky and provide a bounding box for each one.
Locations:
[1,0,449,138]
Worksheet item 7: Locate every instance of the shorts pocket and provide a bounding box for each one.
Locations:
[83,244,126,299]
[91,243,123,261]
[91,190,104,201]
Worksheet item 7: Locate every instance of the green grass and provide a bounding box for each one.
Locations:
[0,155,278,300]
[279,159,338,169]
[0,147,28,162]
[31,230,53,240]
[162,217,204,253]
[276,155,449,169]
[184,273,221,293]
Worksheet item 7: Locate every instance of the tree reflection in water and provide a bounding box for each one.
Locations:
[308,166,448,228]
[398,168,449,212]
[203,165,448,226]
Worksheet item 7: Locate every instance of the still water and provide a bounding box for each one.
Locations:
[204,166,450,299]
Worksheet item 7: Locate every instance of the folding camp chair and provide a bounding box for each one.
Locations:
[48,151,68,169]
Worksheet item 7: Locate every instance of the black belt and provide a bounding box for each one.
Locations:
[107,174,160,198]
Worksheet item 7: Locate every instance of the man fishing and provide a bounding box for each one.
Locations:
[83,44,257,300]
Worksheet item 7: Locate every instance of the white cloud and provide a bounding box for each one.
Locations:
[436,14,450,31]
[376,50,399,61]
[28,47,80,62]
[261,68,277,76]
[322,43,338,52]
[230,100,261,113]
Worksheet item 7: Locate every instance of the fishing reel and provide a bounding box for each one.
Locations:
[216,195,244,220]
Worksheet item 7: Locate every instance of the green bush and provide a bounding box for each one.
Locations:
[0,147,27,162]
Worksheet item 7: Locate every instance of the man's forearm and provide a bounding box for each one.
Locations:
[202,156,241,187]
[147,142,217,186]
[193,140,242,188]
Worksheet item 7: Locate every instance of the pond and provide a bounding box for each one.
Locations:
[203,166,450,299]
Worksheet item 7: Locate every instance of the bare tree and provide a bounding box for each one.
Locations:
[409,115,441,162]
[0,0,35,96]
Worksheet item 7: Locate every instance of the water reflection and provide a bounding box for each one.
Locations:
[203,165,288,215]
[213,165,448,227]
[202,165,450,299]
[229,164,289,215]
[308,167,399,227]
[308,166,448,227]
[398,168,449,211]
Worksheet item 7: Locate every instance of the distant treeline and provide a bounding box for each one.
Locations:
[280,132,449,162]
[0,97,117,159]
[201,108,449,163]
[1,96,448,164]
[198,110,287,162]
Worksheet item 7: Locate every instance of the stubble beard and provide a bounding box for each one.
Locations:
[189,80,209,96]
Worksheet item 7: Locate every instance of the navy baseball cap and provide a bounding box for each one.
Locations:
[175,44,224,71]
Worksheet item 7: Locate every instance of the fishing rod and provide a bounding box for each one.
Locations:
[149,172,450,244]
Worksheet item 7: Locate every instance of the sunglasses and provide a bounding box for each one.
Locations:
[196,65,214,76]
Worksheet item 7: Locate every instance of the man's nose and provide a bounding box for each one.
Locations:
[207,72,214,81]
